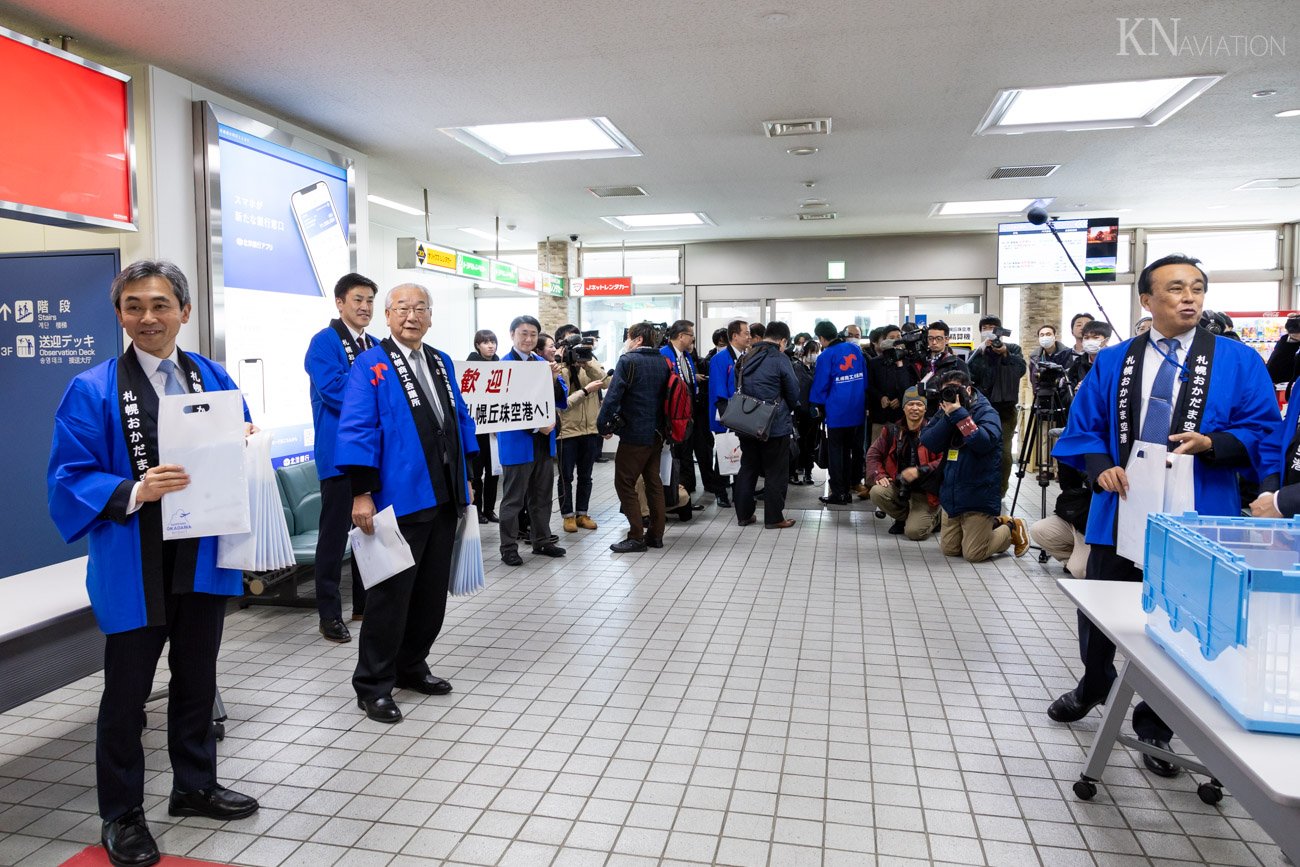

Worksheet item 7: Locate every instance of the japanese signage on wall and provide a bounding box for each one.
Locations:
[453,360,556,434]
[0,250,122,577]
[396,237,566,296]
[571,277,633,297]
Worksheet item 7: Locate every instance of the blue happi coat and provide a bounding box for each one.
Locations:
[496,348,567,466]
[334,342,477,518]
[47,350,247,634]
[810,339,867,428]
[305,320,371,479]
[1054,330,1280,547]
[708,348,738,433]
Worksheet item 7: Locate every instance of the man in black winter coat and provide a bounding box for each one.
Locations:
[732,321,801,529]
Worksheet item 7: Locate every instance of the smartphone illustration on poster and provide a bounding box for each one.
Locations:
[237,358,266,416]
[290,181,350,296]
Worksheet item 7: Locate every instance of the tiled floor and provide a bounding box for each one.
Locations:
[0,462,1287,866]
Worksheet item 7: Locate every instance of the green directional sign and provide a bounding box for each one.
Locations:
[491,260,518,286]
[457,253,487,279]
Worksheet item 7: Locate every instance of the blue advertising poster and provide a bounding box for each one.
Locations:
[214,120,353,467]
[0,250,122,578]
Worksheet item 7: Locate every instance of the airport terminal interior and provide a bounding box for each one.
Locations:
[1,1,1299,865]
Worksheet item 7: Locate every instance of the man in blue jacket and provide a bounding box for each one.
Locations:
[810,320,867,505]
[336,283,478,724]
[48,260,259,867]
[707,319,751,507]
[496,315,568,566]
[920,370,1028,562]
[303,272,378,643]
[599,322,671,552]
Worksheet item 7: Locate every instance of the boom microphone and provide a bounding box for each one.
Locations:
[1026,206,1049,226]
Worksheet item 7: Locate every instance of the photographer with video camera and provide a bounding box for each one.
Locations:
[867,325,921,444]
[915,321,969,406]
[920,370,1028,562]
[554,323,609,535]
[967,315,1027,497]
[867,386,941,539]
[1266,313,1300,394]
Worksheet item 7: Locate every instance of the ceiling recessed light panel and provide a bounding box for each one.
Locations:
[975,75,1221,135]
[601,212,715,231]
[1234,178,1300,191]
[367,194,424,216]
[932,198,1053,217]
[441,117,641,164]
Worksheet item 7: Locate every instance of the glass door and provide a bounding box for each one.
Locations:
[771,297,905,338]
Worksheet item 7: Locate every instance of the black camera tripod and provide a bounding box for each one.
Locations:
[1010,381,1070,562]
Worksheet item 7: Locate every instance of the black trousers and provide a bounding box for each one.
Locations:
[470,433,498,515]
[557,434,601,516]
[735,434,790,524]
[98,591,227,821]
[679,402,727,496]
[1074,544,1171,742]
[315,473,366,620]
[353,503,456,700]
[826,425,863,497]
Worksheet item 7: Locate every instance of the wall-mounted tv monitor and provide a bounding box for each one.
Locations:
[997,217,1119,285]
[0,26,136,230]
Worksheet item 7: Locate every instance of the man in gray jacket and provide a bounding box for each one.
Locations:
[733,321,802,529]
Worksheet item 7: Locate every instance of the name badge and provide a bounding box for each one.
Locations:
[947,449,959,462]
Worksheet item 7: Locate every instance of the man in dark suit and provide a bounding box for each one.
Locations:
[336,283,478,724]
[48,260,259,867]
[304,272,379,643]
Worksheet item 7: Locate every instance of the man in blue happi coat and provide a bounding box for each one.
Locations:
[304,272,380,643]
[811,319,868,504]
[335,283,477,725]
[48,260,259,867]
[707,319,751,508]
[1049,254,1280,777]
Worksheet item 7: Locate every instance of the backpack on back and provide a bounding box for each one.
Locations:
[662,357,694,444]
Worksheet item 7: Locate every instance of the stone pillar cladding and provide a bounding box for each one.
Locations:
[1018,283,1064,353]
[537,240,579,337]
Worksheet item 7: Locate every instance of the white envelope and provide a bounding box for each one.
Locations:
[159,390,250,540]
[349,505,415,589]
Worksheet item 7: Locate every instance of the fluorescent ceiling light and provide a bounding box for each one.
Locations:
[1234,178,1300,190]
[600,212,715,231]
[931,198,1052,217]
[367,194,424,216]
[440,117,641,164]
[459,227,508,242]
[975,75,1221,135]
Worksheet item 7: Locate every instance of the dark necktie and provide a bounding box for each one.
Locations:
[1140,337,1180,444]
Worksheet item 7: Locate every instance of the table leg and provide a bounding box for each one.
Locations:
[1080,660,1137,783]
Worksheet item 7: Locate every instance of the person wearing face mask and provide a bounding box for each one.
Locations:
[1067,321,1113,388]
[1028,324,1075,394]
[866,325,920,446]
[967,315,1028,497]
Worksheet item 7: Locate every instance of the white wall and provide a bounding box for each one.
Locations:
[368,222,475,359]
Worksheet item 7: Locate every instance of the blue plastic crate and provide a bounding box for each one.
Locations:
[1143,512,1300,734]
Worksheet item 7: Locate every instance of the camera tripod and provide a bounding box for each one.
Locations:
[1010,384,1069,563]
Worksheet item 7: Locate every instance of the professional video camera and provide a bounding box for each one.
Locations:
[623,322,668,347]
[559,330,599,363]
[894,323,927,363]
[987,326,1013,349]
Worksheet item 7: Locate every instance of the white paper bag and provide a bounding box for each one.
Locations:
[349,505,414,589]
[659,444,674,481]
[217,431,294,572]
[489,433,502,477]
[159,390,249,540]
[714,431,742,476]
[1116,444,1169,566]
[450,513,485,597]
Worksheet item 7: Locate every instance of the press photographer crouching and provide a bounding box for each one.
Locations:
[920,370,1028,562]
[1028,463,1092,577]
[866,325,921,444]
[867,386,941,539]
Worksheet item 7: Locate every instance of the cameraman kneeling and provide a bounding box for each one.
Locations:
[920,371,1028,561]
[867,386,941,539]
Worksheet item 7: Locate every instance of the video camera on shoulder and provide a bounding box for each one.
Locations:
[988,326,1012,349]
[559,330,599,362]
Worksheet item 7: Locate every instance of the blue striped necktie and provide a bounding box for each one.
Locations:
[1139,337,1180,444]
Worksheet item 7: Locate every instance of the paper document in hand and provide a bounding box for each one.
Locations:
[349,505,414,589]
[1116,443,1194,567]
[159,390,249,540]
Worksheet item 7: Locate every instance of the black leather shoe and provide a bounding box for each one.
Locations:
[646,536,664,548]
[1139,737,1181,777]
[875,509,887,519]
[716,494,732,508]
[534,544,566,557]
[319,618,351,643]
[357,695,402,724]
[485,511,500,523]
[819,494,852,505]
[102,807,158,867]
[478,512,490,525]
[610,538,648,553]
[501,551,524,567]
[397,673,452,695]
[168,785,259,820]
[888,519,905,535]
[1047,690,1105,723]
[737,515,757,527]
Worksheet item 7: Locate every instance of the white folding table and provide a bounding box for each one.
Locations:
[1058,578,1300,862]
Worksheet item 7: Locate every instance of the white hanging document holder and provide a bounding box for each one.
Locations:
[217,430,294,572]
[1116,443,1169,566]
[349,505,415,589]
[159,390,250,540]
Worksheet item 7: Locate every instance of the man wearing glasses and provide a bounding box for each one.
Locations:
[917,321,969,411]
[336,284,478,724]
